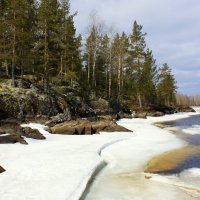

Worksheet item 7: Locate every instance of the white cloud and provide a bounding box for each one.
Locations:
[71,0,200,95]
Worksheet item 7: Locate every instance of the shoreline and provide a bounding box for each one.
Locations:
[0,108,200,200]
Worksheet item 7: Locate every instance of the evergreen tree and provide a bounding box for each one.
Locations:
[129,21,147,107]
[60,0,81,81]
[0,0,10,76]
[112,32,129,100]
[141,49,158,105]
[36,0,62,93]
[157,63,177,106]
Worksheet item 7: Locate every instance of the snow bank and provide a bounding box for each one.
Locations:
[0,108,199,200]
[0,124,132,200]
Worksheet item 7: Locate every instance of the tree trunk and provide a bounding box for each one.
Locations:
[3,33,9,76]
[105,64,108,93]
[121,57,124,94]
[44,72,49,94]
[60,56,63,79]
[117,56,121,100]
[108,45,112,99]
[92,51,96,87]
[87,52,90,83]
[11,6,16,87]
[44,11,49,94]
[138,93,142,108]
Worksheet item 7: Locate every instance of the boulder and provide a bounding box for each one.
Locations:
[50,120,90,135]
[45,112,71,127]
[92,120,131,132]
[134,112,147,119]
[147,111,164,117]
[0,83,63,119]
[0,118,24,135]
[22,127,46,140]
[175,106,195,113]
[0,166,5,173]
[50,119,132,135]
[0,134,28,144]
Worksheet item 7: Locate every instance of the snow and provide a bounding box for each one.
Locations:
[182,125,200,135]
[0,125,132,200]
[0,108,200,200]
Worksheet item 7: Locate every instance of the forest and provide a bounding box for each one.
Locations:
[0,0,177,115]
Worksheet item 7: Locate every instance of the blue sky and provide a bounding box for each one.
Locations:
[70,0,200,95]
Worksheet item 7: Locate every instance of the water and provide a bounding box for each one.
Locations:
[84,115,200,200]
[164,115,200,146]
[164,114,200,129]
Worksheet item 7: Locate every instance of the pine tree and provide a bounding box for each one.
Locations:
[112,32,129,100]
[36,0,62,93]
[129,21,147,107]
[157,63,177,106]
[141,49,158,105]
[60,1,80,75]
[0,0,10,76]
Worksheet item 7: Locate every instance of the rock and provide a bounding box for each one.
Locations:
[175,106,195,113]
[0,166,5,173]
[45,112,71,127]
[22,127,46,140]
[98,115,115,121]
[92,120,131,132]
[116,112,133,120]
[0,83,62,119]
[0,119,23,135]
[147,111,164,117]
[154,123,166,129]
[25,115,50,124]
[50,119,132,135]
[50,120,92,135]
[144,175,152,179]
[134,112,147,119]
[0,134,28,144]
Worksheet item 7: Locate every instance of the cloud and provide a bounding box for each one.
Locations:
[70,0,200,95]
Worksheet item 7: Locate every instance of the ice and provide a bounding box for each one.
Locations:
[182,125,200,135]
[0,126,132,200]
[0,107,200,200]
[179,168,200,187]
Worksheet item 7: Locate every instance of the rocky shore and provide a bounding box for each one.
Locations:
[0,81,195,147]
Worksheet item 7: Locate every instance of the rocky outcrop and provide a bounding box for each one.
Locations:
[175,106,195,113]
[146,111,164,117]
[133,112,147,119]
[0,118,22,135]
[45,112,71,127]
[0,83,69,119]
[0,166,5,173]
[22,127,46,140]
[0,134,27,144]
[50,120,132,135]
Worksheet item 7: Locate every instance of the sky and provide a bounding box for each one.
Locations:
[70,0,200,95]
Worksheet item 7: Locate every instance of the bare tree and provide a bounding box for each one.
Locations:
[86,11,102,87]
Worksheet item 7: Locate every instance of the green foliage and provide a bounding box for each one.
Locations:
[0,1,177,110]
[157,63,177,106]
